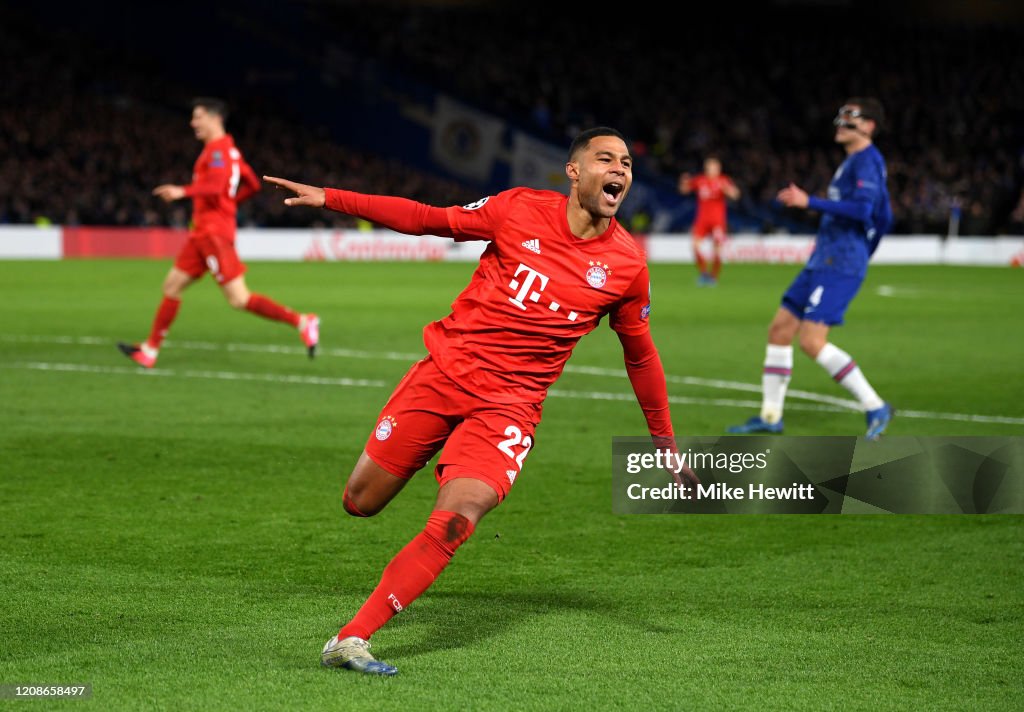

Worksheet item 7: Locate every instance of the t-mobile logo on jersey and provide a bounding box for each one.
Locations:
[507,263,579,322]
[507,263,548,310]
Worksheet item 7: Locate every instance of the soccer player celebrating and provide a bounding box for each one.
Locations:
[678,156,739,286]
[728,98,894,439]
[265,127,697,676]
[118,98,319,368]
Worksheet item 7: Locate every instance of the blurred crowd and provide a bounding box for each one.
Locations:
[0,15,477,230]
[316,5,1024,235]
[3,5,1023,235]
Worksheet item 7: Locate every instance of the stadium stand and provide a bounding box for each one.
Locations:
[0,7,479,229]
[306,4,1024,236]
[2,3,1022,235]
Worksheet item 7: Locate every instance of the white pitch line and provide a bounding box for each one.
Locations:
[0,334,856,408]
[0,361,857,416]
[173,338,426,362]
[1,361,1005,420]
[875,285,925,299]
[1,361,386,389]
[0,334,425,363]
[549,388,850,415]
[876,408,1024,426]
[3,334,1023,426]
[565,364,859,410]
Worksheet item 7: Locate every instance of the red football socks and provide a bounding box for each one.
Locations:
[339,510,475,641]
[147,296,181,349]
[245,294,300,327]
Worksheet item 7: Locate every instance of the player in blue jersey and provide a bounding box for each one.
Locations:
[728,98,894,439]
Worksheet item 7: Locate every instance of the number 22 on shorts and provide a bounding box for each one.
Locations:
[497,425,533,469]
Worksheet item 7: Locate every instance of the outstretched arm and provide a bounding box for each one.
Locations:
[777,183,872,225]
[154,166,228,203]
[156,161,231,202]
[724,178,740,201]
[618,331,699,487]
[152,184,186,202]
[263,175,453,236]
[806,195,872,224]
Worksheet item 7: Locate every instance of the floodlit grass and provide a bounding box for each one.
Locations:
[1,260,1021,710]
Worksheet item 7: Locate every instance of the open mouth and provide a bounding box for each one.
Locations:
[603,182,624,203]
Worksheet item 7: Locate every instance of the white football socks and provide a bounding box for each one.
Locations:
[815,343,884,411]
[760,344,793,424]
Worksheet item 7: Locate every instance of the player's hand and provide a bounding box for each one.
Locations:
[152,184,186,202]
[724,179,741,200]
[654,436,701,489]
[670,460,700,489]
[263,176,326,208]
[678,173,692,193]
[777,183,809,209]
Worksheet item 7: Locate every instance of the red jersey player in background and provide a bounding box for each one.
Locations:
[118,98,319,368]
[265,127,698,676]
[678,156,740,286]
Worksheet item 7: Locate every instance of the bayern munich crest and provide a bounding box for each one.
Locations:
[586,261,611,288]
[375,415,397,441]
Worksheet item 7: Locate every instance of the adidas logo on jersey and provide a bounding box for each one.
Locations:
[521,239,541,254]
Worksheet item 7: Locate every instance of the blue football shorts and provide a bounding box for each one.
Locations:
[780,267,865,326]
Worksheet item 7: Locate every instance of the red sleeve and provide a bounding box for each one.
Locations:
[618,330,672,438]
[235,161,261,204]
[324,188,454,236]
[442,191,514,242]
[609,265,651,336]
[182,155,228,198]
[183,171,227,197]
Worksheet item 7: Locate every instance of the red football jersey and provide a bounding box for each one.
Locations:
[691,174,734,225]
[426,188,652,405]
[182,134,259,238]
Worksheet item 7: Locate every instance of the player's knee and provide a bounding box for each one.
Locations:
[226,292,249,310]
[798,332,825,357]
[768,322,793,345]
[162,281,183,299]
[434,472,500,526]
[424,510,475,554]
[342,486,379,518]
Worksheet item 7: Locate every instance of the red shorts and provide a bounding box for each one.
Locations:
[365,356,543,501]
[693,219,727,244]
[174,233,246,285]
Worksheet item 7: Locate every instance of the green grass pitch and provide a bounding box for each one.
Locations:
[1,259,1021,710]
